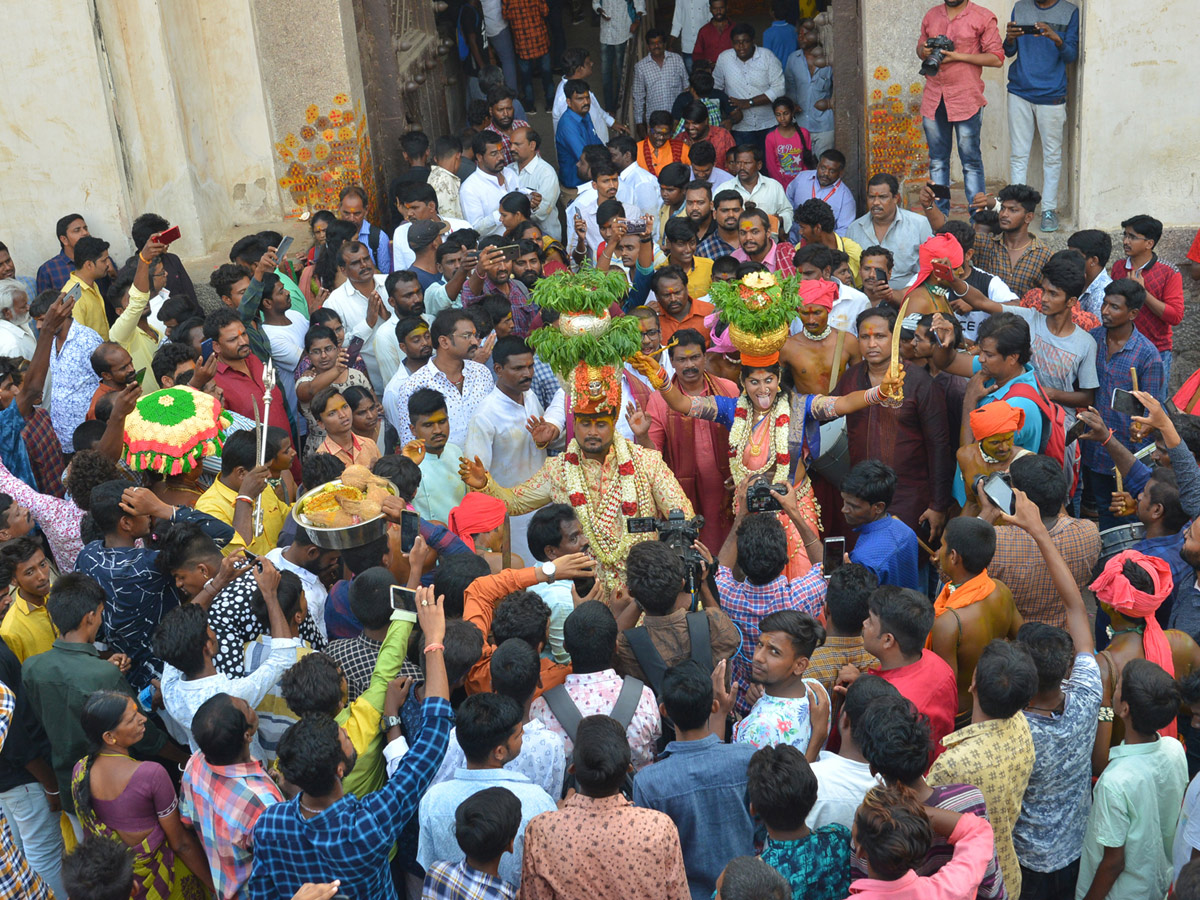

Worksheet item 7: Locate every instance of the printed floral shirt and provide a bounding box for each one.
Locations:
[731,681,829,752]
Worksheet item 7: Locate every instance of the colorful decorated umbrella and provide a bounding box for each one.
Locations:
[122,386,232,475]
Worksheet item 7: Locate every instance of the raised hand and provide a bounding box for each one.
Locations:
[400,439,426,465]
[526,415,560,447]
[458,455,488,489]
[551,552,598,581]
[625,400,651,439]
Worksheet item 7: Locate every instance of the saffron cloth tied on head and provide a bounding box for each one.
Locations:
[797,279,838,311]
[904,232,965,299]
[1091,549,1176,676]
[447,492,507,551]
[969,400,1026,442]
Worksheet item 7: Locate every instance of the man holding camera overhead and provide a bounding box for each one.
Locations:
[917,0,1004,218]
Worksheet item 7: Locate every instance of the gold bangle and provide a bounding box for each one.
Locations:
[138,253,151,264]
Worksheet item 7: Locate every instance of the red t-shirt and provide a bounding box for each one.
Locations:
[870,649,958,762]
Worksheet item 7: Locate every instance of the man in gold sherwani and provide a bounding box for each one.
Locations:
[459,385,693,597]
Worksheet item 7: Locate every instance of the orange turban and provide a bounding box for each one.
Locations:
[447,493,507,551]
[904,233,965,299]
[969,401,1025,441]
[798,278,838,311]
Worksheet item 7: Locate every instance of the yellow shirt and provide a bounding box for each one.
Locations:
[927,713,1035,897]
[835,234,864,286]
[109,285,161,389]
[195,476,289,557]
[64,273,109,339]
[681,256,714,300]
[0,592,57,662]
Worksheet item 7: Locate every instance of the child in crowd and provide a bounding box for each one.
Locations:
[764,97,812,190]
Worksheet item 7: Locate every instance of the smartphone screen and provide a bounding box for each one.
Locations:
[346,336,365,368]
[1111,388,1145,417]
[822,537,845,576]
[929,182,952,200]
[200,339,214,362]
[400,510,420,553]
[983,474,1015,515]
[274,235,294,261]
[498,244,521,262]
[390,585,417,613]
[134,367,147,385]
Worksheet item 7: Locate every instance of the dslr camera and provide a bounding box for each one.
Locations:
[920,35,956,77]
[746,478,787,513]
[626,508,708,594]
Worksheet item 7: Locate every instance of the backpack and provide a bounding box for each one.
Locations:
[624,611,714,751]
[1003,379,1066,467]
[542,675,645,799]
[366,224,386,270]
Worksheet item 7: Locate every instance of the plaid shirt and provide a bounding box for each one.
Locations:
[181,752,283,900]
[733,241,796,278]
[632,51,690,125]
[806,635,878,699]
[424,860,517,900]
[325,634,383,702]
[1081,325,1164,474]
[715,564,826,714]
[21,408,64,498]
[461,276,540,337]
[0,684,52,900]
[35,251,72,295]
[989,517,1102,628]
[1112,256,1186,351]
[697,230,737,262]
[501,0,549,59]
[484,120,530,167]
[248,696,453,900]
[971,232,1054,298]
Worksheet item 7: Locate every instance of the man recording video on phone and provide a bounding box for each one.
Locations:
[1002,0,1079,234]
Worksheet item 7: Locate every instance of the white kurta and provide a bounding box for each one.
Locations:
[503,156,563,242]
[463,387,549,559]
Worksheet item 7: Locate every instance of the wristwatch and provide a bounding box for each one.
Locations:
[381,715,403,732]
[540,561,557,581]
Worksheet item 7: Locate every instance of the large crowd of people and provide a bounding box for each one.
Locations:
[0,1,1199,899]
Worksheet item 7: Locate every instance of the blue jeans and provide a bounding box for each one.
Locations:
[0,783,65,898]
[1161,349,1173,389]
[517,53,555,109]
[600,42,627,113]
[491,27,520,93]
[683,52,693,75]
[923,101,985,218]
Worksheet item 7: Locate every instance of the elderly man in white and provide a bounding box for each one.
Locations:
[0,279,35,359]
[502,126,562,241]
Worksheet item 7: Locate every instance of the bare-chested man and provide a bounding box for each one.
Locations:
[779,278,860,394]
[1090,545,1200,774]
[955,400,1032,516]
[897,232,964,318]
[929,516,1022,727]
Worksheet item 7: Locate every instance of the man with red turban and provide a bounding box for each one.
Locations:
[897,232,964,317]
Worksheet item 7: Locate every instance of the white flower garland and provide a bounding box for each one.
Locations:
[728,394,791,487]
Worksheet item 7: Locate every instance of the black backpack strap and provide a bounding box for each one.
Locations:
[367,224,383,264]
[542,684,583,743]
[686,611,713,671]
[610,676,646,729]
[624,626,669,695]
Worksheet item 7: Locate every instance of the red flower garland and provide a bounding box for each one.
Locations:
[621,501,639,516]
[617,461,635,476]
[775,414,789,428]
[568,492,587,507]
[734,407,748,419]
[775,452,789,466]
[564,452,579,464]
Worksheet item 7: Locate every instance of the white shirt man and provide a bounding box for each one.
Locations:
[0,319,34,359]
[712,45,786,132]
[732,172,793,234]
[323,273,392,390]
[552,81,614,142]
[503,156,562,241]
[393,216,470,272]
[670,0,712,54]
[567,187,644,265]
[618,161,663,221]
[459,168,511,237]
[464,384,553,560]
[394,356,495,446]
[264,547,329,642]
